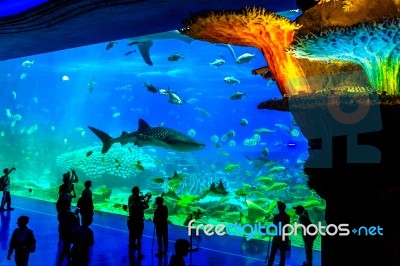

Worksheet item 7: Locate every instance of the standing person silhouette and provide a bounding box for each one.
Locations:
[127,187,150,259]
[77,180,94,226]
[7,215,36,266]
[294,205,316,266]
[153,196,169,257]
[0,167,16,211]
[267,201,290,266]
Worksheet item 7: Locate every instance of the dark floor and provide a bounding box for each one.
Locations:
[0,196,321,266]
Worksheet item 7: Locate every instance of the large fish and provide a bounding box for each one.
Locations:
[88,119,205,153]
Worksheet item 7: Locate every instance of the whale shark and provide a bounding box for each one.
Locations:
[88,119,206,153]
[127,30,236,66]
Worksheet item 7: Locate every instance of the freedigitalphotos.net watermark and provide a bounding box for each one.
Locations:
[187,220,383,241]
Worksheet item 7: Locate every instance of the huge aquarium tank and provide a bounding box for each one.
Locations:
[0,6,325,251]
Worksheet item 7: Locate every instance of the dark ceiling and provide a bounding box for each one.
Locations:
[0,0,297,61]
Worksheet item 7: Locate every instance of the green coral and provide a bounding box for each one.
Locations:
[290,18,400,95]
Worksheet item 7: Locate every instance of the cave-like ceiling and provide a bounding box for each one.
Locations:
[0,0,297,61]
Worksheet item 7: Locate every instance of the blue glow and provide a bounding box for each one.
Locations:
[0,0,48,18]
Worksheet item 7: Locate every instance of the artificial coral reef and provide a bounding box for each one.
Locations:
[179,7,310,96]
[289,18,400,95]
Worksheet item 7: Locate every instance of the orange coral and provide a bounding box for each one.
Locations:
[180,7,310,96]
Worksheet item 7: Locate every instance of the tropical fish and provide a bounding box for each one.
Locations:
[144,82,158,93]
[224,163,239,171]
[235,53,256,64]
[88,118,205,153]
[209,58,225,67]
[134,161,144,171]
[230,92,246,100]
[240,118,248,126]
[167,53,184,61]
[106,41,118,50]
[86,151,93,157]
[224,76,240,85]
[235,189,248,197]
[168,90,184,105]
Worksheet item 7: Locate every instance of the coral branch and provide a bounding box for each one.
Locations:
[180,7,310,96]
[289,18,400,95]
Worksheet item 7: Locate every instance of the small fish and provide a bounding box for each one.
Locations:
[144,82,158,93]
[230,92,246,100]
[209,59,225,68]
[240,118,248,126]
[86,150,93,157]
[167,53,184,61]
[224,76,240,85]
[20,73,27,79]
[106,41,118,50]
[21,60,34,68]
[61,75,69,81]
[124,50,136,56]
[134,161,144,171]
[224,163,240,171]
[88,76,96,93]
[261,147,269,157]
[168,90,184,105]
[12,91,16,100]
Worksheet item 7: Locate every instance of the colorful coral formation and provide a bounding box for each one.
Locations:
[290,18,400,95]
[180,7,310,96]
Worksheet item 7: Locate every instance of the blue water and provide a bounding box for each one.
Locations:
[0,35,308,167]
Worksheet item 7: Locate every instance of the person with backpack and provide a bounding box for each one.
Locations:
[153,196,169,257]
[294,205,317,266]
[7,215,36,265]
[0,167,16,211]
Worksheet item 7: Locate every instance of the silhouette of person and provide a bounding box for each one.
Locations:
[153,196,169,257]
[77,180,94,226]
[71,217,94,266]
[267,201,290,266]
[294,205,316,266]
[0,167,16,211]
[128,186,140,208]
[57,208,80,266]
[7,215,36,266]
[168,239,190,266]
[56,170,79,213]
[127,187,150,259]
